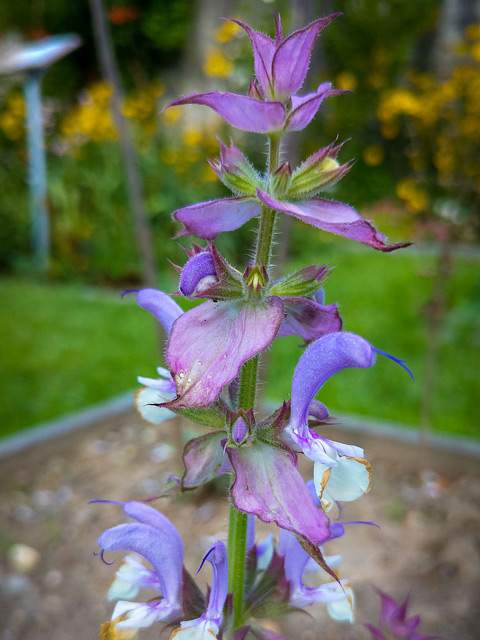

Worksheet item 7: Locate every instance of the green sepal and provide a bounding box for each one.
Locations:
[268,264,330,298]
[286,141,353,200]
[210,140,264,196]
[245,551,297,620]
[199,244,245,301]
[170,404,225,429]
[256,402,290,446]
[244,264,268,296]
[219,168,264,197]
[267,161,291,199]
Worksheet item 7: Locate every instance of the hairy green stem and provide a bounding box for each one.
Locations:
[228,133,282,629]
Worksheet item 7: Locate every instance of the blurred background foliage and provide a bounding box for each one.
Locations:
[0,0,479,437]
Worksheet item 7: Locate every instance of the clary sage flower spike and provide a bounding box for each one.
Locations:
[95,11,415,640]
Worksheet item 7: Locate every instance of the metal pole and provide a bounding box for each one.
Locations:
[23,69,49,270]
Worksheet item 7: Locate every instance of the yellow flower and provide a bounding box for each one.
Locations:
[162,107,181,125]
[336,71,357,91]
[396,178,428,212]
[214,20,240,43]
[470,41,480,62]
[380,121,399,139]
[465,23,480,40]
[363,145,384,166]
[203,48,233,78]
[183,125,203,147]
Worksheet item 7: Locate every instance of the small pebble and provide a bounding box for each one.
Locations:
[44,569,63,589]
[8,544,40,573]
[1,574,31,595]
[149,443,174,463]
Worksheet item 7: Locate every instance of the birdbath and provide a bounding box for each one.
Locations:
[0,34,81,270]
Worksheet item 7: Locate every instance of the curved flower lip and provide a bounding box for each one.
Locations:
[163,92,286,133]
[173,196,261,240]
[165,297,284,408]
[96,502,184,627]
[197,542,228,626]
[314,450,372,510]
[129,288,183,334]
[257,190,412,252]
[229,14,340,99]
[170,542,228,639]
[289,332,376,438]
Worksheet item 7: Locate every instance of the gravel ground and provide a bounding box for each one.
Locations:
[0,410,479,640]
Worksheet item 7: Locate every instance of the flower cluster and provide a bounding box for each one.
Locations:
[377,24,480,233]
[95,13,412,640]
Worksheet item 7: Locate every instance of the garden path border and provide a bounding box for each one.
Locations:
[1,392,479,461]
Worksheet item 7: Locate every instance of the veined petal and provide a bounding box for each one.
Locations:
[174,197,261,240]
[227,439,330,547]
[286,85,342,131]
[257,189,359,224]
[256,191,412,252]
[276,298,342,345]
[182,431,230,490]
[289,332,376,436]
[229,19,275,95]
[314,454,372,511]
[165,298,284,408]
[272,16,339,98]
[164,92,286,133]
[135,289,183,334]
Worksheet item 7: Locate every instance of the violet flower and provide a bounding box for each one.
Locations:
[286,332,412,511]
[170,542,228,640]
[97,501,184,628]
[96,502,229,638]
[163,15,341,134]
[172,139,408,252]
[365,588,438,640]
[164,14,410,253]
[135,246,341,414]
[127,289,181,425]
[277,528,352,615]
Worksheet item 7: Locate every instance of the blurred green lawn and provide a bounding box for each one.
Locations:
[1,246,479,440]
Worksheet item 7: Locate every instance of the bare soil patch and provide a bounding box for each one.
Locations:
[1,411,479,639]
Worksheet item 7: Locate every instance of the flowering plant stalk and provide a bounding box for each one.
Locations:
[94,13,412,640]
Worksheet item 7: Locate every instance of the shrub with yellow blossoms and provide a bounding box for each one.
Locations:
[377,24,480,240]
